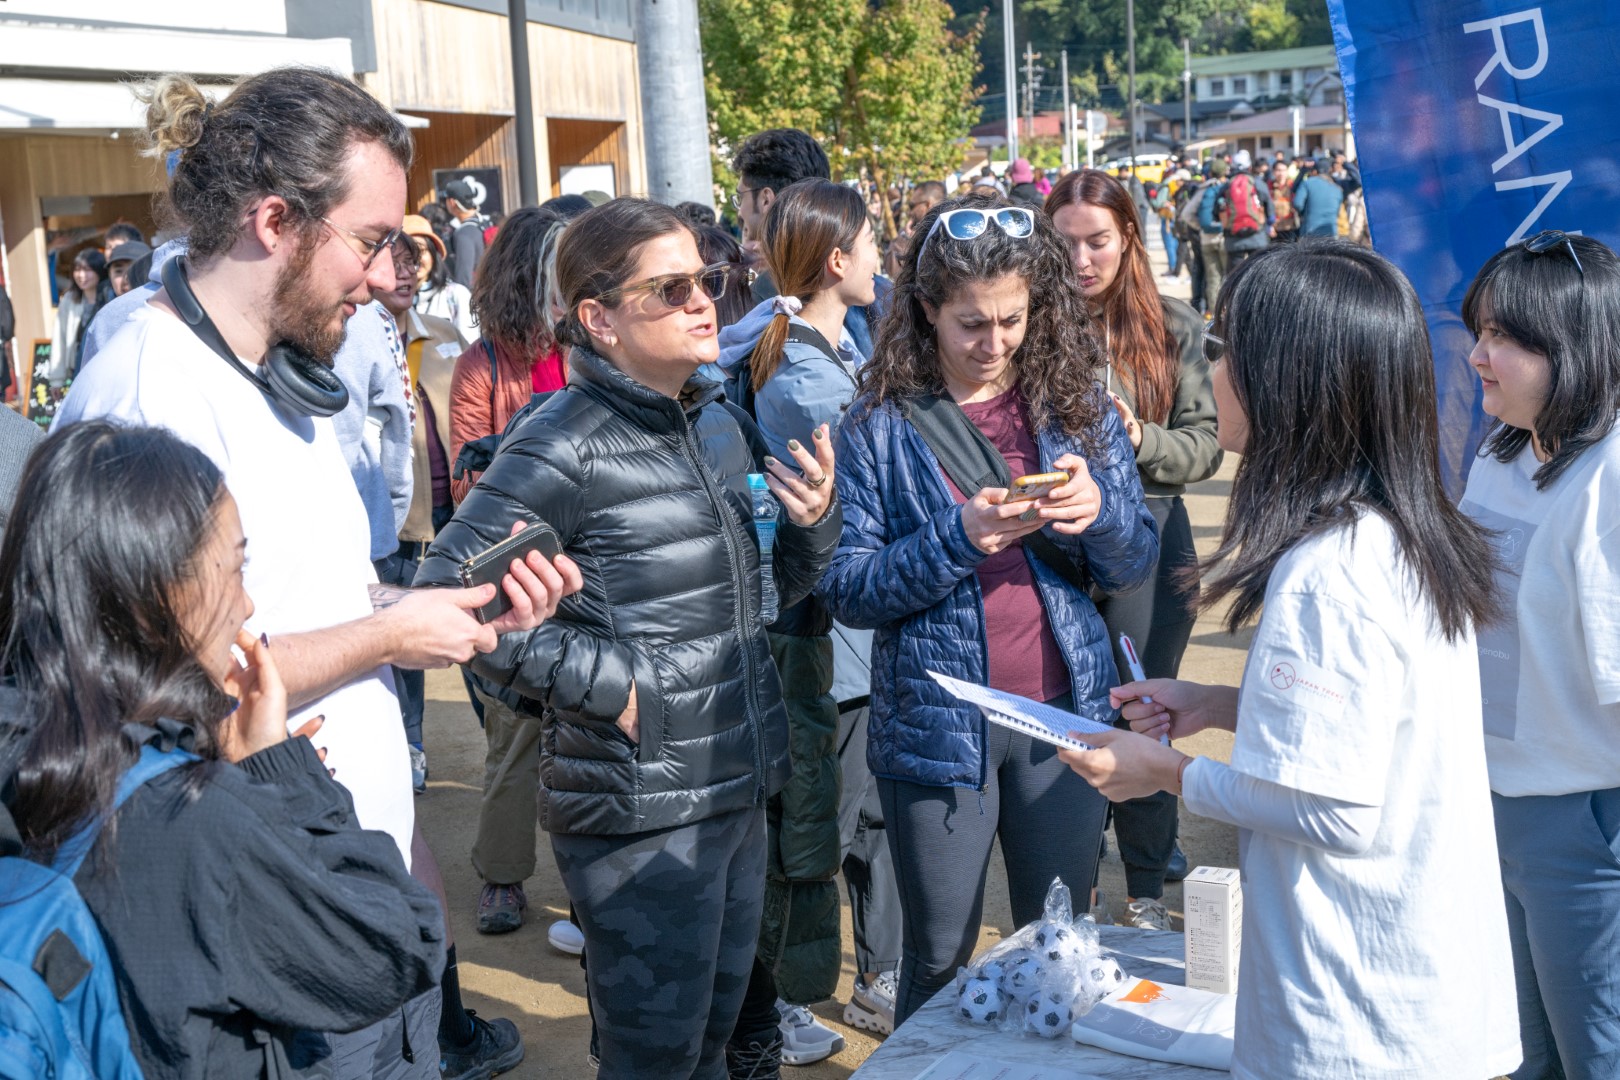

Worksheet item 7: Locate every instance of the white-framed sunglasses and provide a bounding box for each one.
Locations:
[919,206,1037,259]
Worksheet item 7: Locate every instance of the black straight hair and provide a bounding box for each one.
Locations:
[0,422,234,860]
[1462,234,1620,490]
[1203,240,1500,639]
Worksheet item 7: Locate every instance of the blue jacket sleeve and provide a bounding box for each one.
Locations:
[817,411,988,630]
[755,358,856,464]
[1046,404,1158,596]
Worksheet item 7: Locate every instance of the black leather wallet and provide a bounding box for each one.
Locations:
[458,521,563,624]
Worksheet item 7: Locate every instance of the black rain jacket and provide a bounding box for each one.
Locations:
[415,345,842,836]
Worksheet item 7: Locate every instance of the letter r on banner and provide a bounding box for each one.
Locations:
[1463,9,1549,88]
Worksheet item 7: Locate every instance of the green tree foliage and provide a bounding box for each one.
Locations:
[701,0,982,198]
[953,0,1333,109]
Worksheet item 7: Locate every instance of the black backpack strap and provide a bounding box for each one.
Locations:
[730,322,847,421]
[904,393,1092,594]
[481,338,499,415]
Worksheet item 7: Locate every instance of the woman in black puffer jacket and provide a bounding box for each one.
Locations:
[415,198,841,1080]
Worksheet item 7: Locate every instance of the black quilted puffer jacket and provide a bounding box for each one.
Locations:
[415,346,841,836]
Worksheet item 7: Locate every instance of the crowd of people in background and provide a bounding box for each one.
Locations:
[0,60,1614,1080]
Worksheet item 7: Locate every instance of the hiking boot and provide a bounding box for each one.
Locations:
[726,1033,782,1079]
[475,881,525,935]
[1165,841,1190,882]
[408,742,428,794]
[1127,897,1173,931]
[841,970,897,1036]
[546,919,584,956]
[777,1001,842,1065]
[439,1011,524,1080]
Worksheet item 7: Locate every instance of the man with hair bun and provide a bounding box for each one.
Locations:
[55,65,580,1080]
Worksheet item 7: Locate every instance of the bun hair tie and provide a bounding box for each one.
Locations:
[771,295,803,318]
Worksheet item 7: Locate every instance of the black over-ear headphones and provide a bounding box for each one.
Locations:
[161,254,350,418]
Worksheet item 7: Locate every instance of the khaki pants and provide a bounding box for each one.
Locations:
[1200,234,1229,308]
[470,687,542,885]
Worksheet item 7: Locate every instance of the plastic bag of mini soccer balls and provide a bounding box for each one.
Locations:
[952,877,1128,1038]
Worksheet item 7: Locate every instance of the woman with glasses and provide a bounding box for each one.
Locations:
[1457,230,1620,1079]
[1046,169,1223,929]
[819,193,1158,1025]
[417,198,842,1079]
[1061,241,1519,1080]
[406,211,478,343]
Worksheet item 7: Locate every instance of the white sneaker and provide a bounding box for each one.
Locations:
[776,1000,843,1066]
[1126,898,1173,930]
[841,970,896,1036]
[546,919,584,956]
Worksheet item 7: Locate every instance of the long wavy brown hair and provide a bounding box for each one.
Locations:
[858,193,1108,447]
[1046,169,1177,424]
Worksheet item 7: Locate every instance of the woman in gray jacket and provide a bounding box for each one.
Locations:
[1047,169,1224,928]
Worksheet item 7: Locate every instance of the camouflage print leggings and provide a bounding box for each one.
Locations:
[552,806,766,1080]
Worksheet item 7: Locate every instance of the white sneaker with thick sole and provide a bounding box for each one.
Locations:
[1126,898,1173,930]
[546,919,585,956]
[840,970,896,1036]
[776,1000,843,1066]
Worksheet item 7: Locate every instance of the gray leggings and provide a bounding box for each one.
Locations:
[877,700,1108,1025]
[552,806,765,1080]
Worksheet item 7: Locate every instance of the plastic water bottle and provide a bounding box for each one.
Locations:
[747,474,779,624]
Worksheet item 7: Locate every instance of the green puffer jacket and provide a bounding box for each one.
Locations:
[756,631,842,1005]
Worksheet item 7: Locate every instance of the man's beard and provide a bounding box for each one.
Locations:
[268,237,350,363]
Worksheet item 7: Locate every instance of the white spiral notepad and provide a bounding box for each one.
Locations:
[928,671,1115,751]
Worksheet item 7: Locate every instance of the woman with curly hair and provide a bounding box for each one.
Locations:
[818,193,1158,1024]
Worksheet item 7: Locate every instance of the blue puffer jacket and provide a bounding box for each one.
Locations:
[818,394,1157,789]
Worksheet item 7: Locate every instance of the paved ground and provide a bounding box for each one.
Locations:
[416,238,1242,1078]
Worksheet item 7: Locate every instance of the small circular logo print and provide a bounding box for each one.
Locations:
[1270,662,1296,690]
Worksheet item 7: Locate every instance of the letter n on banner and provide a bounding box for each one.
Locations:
[1327,1,1620,492]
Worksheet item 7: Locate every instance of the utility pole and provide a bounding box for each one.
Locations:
[1022,42,1042,155]
[636,0,715,205]
[1182,37,1192,151]
[1002,0,1017,163]
[508,0,538,206]
[1060,50,1072,170]
[1126,0,1138,169]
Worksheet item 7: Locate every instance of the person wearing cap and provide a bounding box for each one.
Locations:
[404,214,477,343]
[1197,159,1232,304]
[106,241,153,297]
[439,178,487,290]
[1007,157,1043,209]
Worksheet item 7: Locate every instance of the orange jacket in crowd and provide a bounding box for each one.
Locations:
[448,339,566,502]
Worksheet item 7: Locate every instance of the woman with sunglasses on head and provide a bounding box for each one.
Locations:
[416,198,842,1080]
[1045,169,1223,929]
[1458,230,1620,1080]
[819,193,1158,1026]
[1059,241,1519,1080]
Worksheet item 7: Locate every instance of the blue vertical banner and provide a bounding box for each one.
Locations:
[1327,2,1620,489]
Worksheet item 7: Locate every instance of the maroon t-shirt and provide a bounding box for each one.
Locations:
[940,388,1071,703]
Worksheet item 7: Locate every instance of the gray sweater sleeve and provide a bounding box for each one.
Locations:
[1133,297,1224,494]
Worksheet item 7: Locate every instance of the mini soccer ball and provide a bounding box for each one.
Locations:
[1079,956,1128,1003]
[977,959,1007,985]
[1023,989,1074,1038]
[1032,921,1090,967]
[999,950,1044,1001]
[957,977,1005,1026]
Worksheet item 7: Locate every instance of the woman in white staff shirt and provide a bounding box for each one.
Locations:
[1059,240,1521,1080]
[1459,230,1620,1080]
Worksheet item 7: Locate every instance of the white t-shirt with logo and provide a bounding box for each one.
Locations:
[1460,427,1620,797]
[1212,513,1518,1080]
[55,300,415,866]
